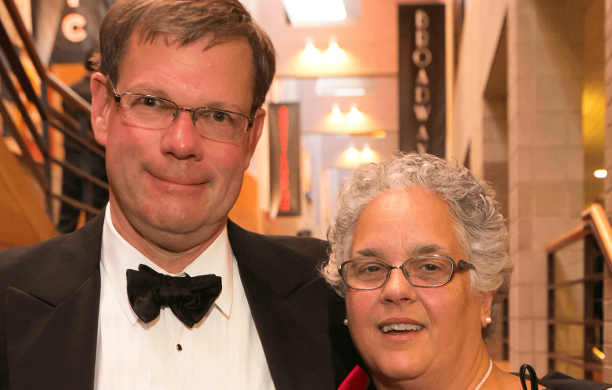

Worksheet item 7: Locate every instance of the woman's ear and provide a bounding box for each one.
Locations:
[480,291,496,328]
[90,72,112,147]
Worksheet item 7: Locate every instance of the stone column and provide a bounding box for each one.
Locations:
[507,0,585,373]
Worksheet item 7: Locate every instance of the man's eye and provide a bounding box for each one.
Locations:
[143,97,157,107]
[134,96,162,108]
[211,111,230,122]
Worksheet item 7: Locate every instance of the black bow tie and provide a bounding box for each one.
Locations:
[126,264,222,328]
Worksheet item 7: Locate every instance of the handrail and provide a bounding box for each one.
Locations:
[546,204,611,379]
[586,204,612,265]
[546,204,612,269]
[0,0,106,226]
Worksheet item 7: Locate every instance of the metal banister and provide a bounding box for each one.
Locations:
[546,203,611,381]
[546,204,612,267]
[0,0,106,226]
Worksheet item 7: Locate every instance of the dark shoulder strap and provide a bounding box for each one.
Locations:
[520,364,540,390]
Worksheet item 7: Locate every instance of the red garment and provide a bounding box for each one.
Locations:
[338,365,370,390]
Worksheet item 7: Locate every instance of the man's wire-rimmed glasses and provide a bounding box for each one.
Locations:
[108,80,255,142]
[338,254,476,290]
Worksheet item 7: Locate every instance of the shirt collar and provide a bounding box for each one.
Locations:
[101,206,234,325]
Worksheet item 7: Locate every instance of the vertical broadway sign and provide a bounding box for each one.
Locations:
[398,4,446,158]
[269,103,301,217]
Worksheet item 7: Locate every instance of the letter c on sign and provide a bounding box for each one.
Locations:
[62,13,87,43]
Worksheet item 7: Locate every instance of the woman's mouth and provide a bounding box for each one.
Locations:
[380,323,424,334]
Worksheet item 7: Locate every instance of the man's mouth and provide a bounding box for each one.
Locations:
[380,324,424,334]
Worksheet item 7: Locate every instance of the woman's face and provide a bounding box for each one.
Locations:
[345,188,493,388]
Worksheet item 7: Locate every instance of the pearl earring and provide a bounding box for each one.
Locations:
[485,317,492,324]
[344,319,348,326]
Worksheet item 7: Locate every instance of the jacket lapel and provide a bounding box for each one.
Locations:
[228,220,338,390]
[5,213,104,390]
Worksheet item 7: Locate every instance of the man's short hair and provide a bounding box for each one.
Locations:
[99,0,276,109]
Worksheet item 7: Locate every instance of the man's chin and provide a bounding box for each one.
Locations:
[137,214,224,247]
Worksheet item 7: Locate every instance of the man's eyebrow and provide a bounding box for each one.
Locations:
[203,101,247,114]
[121,84,169,98]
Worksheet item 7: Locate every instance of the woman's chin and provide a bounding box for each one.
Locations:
[368,352,431,384]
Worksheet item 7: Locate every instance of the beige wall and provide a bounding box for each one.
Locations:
[256,0,399,78]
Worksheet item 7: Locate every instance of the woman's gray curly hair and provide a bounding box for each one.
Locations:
[322,152,512,303]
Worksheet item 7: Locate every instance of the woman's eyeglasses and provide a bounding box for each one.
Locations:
[338,255,475,290]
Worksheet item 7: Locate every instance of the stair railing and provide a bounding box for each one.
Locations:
[546,204,612,381]
[0,0,107,226]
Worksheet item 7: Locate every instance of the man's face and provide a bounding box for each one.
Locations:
[91,33,264,252]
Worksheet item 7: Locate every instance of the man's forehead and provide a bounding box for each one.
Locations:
[116,30,251,81]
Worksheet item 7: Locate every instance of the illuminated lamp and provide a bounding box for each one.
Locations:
[330,103,343,122]
[346,103,363,124]
[324,37,345,64]
[594,169,607,178]
[345,144,359,160]
[361,145,375,162]
[283,0,347,26]
[593,347,605,360]
[301,37,322,64]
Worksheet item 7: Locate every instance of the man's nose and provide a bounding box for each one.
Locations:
[160,110,204,160]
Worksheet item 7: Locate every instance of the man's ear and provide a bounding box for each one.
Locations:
[242,107,265,171]
[480,290,496,328]
[90,72,112,147]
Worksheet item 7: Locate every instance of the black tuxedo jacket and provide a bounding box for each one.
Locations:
[0,213,360,390]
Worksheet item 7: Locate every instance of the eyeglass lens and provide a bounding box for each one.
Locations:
[119,94,249,142]
[341,256,455,289]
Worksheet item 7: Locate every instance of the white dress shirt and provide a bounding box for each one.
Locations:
[95,207,275,390]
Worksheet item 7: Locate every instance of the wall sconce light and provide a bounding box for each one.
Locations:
[361,144,375,162]
[345,144,359,160]
[324,36,345,64]
[330,103,343,122]
[594,169,607,178]
[301,37,322,64]
[346,103,363,124]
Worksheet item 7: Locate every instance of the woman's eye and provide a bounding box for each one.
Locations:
[364,265,383,273]
[422,263,440,271]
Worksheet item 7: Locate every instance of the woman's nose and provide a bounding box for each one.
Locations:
[380,268,418,303]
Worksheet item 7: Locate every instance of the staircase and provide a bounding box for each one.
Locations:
[0,0,105,248]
